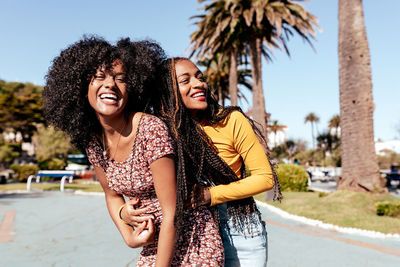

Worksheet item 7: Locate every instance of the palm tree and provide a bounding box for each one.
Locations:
[316,131,339,155]
[197,54,252,106]
[328,114,340,137]
[268,119,285,147]
[304,112,319,149]
[190,0,247,106]
[190,0,319,140]
[337,0,382,192]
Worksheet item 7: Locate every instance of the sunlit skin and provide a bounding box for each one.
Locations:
[87,60,128,120]
[121,59,212,234]
[175,59,208,118]
[87,61,177,263]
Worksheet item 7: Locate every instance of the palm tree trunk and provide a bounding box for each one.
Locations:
[218,88,223,107]
[249,37,268,141]
[229,49,238,106]
[311,122,315,149]
[337,0,383,192]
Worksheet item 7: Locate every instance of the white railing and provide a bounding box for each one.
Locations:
[26,170,74,192]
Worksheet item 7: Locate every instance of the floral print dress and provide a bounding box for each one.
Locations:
[86,115,224,266]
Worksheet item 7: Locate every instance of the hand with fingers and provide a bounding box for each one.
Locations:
[120,198,156,246]
[187,184,211,209]
[121,198,155,228]
[128,218,155,248]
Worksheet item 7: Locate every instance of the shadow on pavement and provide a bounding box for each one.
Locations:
[0,192,45,199]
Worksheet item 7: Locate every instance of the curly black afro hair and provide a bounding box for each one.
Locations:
[43,36,166,150]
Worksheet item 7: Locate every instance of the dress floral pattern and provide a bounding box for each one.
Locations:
[86,115,224,266]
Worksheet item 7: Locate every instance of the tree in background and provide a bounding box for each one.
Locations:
[316,131,339,155]
[0,135,21,169]
[190,0,319,140]
[377,152,400,170]
[304,112,319,148]
[271,138,307,163]
[316,131,341,167]
[328,114,340,137]
[197,54,252,106]
[233,0,319,140]
[268,119,285,147]
[190,0,248,106]
[32,124,71,170]
[0,80,44,141]
[294,148,324,167]
[337,0,383,192]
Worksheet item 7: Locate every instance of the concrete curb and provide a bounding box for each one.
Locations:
[74,190,105,196]
[256,200,400,240]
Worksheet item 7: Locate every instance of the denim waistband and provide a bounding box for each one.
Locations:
[217,202,265,237]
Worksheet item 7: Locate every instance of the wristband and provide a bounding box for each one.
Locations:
[118,203,130,225]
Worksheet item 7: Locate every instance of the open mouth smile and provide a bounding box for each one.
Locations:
[98,92,120,105]
[99,93,118,101]
[191,90,207,101]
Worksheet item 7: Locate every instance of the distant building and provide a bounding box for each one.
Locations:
[375,139,400,155]
[268,126,288,148]
[3,131,23,143]
[2,130,35,159]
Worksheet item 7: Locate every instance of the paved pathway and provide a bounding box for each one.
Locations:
[1,191,399,266]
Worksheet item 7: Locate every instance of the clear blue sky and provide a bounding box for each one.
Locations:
[1,0,399,147]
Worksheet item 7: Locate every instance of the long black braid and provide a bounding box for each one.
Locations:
[153,57,282,232]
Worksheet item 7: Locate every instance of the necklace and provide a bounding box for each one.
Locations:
[102,118,128,159]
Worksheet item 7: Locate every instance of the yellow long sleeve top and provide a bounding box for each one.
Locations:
[200,110,274,206]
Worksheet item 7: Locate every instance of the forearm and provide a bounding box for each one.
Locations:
[104,194,139,247]
[155,214,176,267]
[209,173,274,206]
[94,166,137,247]
[150,155,177,266]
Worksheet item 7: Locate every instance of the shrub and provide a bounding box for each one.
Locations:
[13,164,39,182]
[10,163,20,173]
[376,201,400,217]
[276,164,309,192]
[38,157,66,170]
[318,192,328,198]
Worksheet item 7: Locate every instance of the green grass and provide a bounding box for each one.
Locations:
[0,180,103,193]
[254,190,400,234]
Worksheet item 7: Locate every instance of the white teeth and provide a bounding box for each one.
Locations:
[192,92,205,97]
[100,94,118,100]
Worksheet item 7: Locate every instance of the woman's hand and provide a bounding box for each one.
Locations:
[121,198,155,228]
[126,218,155,248]
[188,184,211,208]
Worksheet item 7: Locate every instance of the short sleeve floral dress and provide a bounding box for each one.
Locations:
[86,114,224,266]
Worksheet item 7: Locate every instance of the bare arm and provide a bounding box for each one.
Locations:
[94,166,155,248]
[150,155,176,267]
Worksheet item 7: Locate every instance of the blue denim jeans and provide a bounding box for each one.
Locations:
[218,203,268,267]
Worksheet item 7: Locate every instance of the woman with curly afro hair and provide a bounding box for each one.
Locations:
[121,57,282,267]
[43,37,224,266]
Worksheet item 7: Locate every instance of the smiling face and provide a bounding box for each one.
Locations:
[175,59,208,114]
[87,60,128,119]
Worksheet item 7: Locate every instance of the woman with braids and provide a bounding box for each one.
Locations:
[121,57,282,266]
[43,38,224,266]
